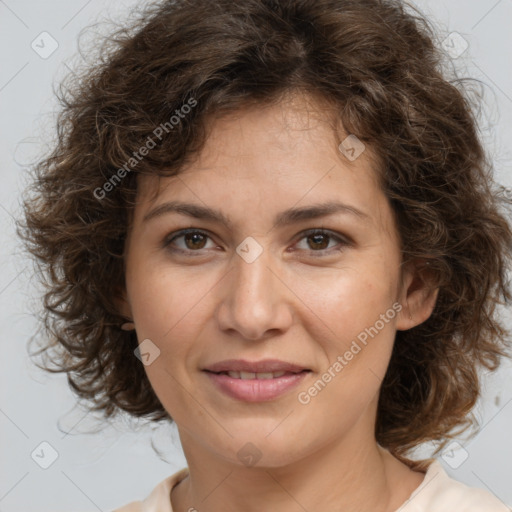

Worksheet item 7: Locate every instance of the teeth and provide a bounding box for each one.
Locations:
[256,372,275,380]
[225,370,289,379]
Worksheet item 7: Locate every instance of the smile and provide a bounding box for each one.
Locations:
[203,369,310,402]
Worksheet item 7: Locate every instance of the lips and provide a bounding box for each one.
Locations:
[202,359,311,402]
[222,370,289,380]
[203,358,309,374]
[204,370,310,402]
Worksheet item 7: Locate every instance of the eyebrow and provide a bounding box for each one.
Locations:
[142,200,369,228]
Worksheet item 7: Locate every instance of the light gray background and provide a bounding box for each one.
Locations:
[1,0,511,511]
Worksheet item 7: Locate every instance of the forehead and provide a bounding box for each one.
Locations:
[133,94,390,233]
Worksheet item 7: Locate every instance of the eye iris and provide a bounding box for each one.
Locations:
[185,232,207,250]
[308,233,329,250]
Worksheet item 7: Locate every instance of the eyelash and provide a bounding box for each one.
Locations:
[163,228,351,257]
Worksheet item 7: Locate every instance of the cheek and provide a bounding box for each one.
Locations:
[124,266,195,395]
[295,268,400,405]
[126,257,214,339]
[126,266,204,417]
[295,266,398,345]
[294,275,399,420]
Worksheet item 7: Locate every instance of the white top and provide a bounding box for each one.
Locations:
[112,460,510,511]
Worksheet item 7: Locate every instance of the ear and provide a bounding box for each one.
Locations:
[113,285,133,320]
[395,259,439,331]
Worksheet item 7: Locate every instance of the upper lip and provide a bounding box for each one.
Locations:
[203,359,309,374]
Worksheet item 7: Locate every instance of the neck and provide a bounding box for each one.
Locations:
[171,421,424,512]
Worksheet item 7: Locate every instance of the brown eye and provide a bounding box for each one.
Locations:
[294,229,350,256]
[183,232,208,250]
[307,232,330,250]
[164,229,215,253]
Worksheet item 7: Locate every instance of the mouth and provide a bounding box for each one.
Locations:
[203,358,311,374]
[205,369,310,380]
[202,360,312,402]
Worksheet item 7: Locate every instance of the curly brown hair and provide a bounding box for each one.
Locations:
[19,0,512,469]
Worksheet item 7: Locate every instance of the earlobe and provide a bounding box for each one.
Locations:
[121,321,136,331]
[396,260,439,331]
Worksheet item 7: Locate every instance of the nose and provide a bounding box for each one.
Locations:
[215,242,294,341]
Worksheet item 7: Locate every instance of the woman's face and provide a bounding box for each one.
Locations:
[122,94,427,468]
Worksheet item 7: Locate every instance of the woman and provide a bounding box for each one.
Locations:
[20,0,512,510]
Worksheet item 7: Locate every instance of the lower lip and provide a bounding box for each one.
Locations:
[204,371,310,402]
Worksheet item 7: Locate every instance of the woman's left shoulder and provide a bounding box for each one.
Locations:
[399,460,510,512]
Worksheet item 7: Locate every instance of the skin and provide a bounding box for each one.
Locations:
[120,92,438,512]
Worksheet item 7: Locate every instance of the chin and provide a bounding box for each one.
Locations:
[210,431,310,469]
